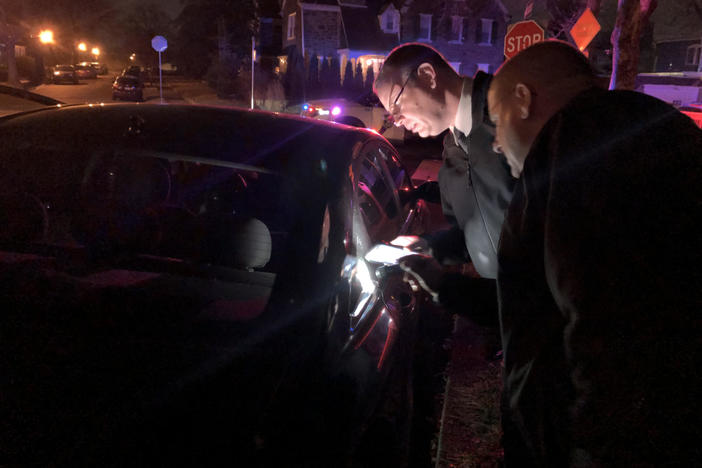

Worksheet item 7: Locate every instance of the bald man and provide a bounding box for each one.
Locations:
[488,41,702,466]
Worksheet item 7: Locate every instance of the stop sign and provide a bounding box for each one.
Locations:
[504,20,545,60]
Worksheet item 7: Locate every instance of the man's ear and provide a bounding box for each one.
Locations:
[417,62,437,89]
[514,83,533,119]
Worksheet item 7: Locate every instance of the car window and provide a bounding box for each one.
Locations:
[0,148,294,277]
[380,146,411,193]
[355,143,403,242]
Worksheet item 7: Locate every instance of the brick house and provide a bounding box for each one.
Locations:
[280,0,510,82]
[398,0,509,75]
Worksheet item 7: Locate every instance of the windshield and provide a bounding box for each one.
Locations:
[56,65,73,71]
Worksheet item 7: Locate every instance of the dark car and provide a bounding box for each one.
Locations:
[0,104,434,467]
[91,61,108,75]
[122,64,150,83]
[50,64,79,84]
[75,62,99,79]
[112,75,144,101]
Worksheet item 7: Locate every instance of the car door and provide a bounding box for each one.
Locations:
[328,141,420,370]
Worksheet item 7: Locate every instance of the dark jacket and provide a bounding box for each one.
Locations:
[498,88,702,466]
[431,72,514,322]
[437,71,514,280]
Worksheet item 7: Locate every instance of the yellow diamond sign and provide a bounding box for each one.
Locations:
[569,8,601,51]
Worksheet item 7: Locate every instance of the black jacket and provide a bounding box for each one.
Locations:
[498,88,702,466]
[437,71,514,280]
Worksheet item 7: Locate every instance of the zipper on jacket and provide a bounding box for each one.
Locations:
[466,141,498,255]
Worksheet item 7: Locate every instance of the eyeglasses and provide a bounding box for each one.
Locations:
[388,69,415,116]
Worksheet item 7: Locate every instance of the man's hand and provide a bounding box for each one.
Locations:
[399,254,443,301]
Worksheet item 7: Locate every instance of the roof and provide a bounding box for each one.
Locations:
[0,103,378,168]
[340,6,399,52]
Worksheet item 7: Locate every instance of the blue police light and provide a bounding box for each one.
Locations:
[302,103,309,111]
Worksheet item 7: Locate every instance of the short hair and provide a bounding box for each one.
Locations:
[374,43,456,93]
[494,40,597,96]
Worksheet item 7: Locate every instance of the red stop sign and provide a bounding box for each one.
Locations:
[504,20,545,60]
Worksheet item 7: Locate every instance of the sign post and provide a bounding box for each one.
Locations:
[504,20,545,60]
[151,35,168,103]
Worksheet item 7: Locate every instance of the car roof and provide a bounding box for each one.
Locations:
[0,103,385,170]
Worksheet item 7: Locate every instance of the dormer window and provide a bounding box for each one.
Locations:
[450,16,464,43]
[287,13,296,40]
[380,8,399,34]
[419,14,432,42]
[686,44,701,67]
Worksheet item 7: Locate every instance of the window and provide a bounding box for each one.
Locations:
[381,11,399,33]
[287,13,296,40]
[477,63,490,73]
[385,14,395,31]
[419,14,432,41]
[450,16,464,43]
[478,18,495,45]
[355,146,402,242]
[686,44,701,67]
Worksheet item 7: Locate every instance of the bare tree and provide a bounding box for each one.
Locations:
[609,0,657,90]
[0,4,21,86]
[545,0,602,43]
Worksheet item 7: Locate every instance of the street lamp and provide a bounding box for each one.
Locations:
[39,30,54,45]
[77,42,87,52]
[91,47,100,57]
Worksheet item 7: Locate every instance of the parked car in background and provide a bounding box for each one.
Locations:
[74,62,98,79]
[49,64,79,84]
[112,75,144,101]
[301,93,406,142]
[90,61,108,74]
[122,65,151,83]
[0,103,434,467]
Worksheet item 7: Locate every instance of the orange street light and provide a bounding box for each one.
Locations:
[39,30,55,44]
[91,47,100,56]
[78,42,87,51]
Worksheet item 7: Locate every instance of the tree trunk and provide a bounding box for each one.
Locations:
[586,0,602,17]
[609,0,657,90]
[6,36,19,86]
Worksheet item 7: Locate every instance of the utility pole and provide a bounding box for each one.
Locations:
[251,36,255,109]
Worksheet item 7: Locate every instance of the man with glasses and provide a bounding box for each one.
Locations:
[373,43,513,318]
[375,44,521,465]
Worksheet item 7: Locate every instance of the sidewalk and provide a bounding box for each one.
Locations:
[161,78,249,108]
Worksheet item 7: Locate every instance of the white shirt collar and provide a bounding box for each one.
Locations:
[453,77,472,136]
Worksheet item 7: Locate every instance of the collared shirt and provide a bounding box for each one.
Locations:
[451,77,472,145]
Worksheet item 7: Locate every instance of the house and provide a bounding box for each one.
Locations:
[280,0,510,82]
[650,1,702,73]
[398,0,510,76]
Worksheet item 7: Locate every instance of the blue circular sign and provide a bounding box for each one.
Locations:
[151,35,168,52]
